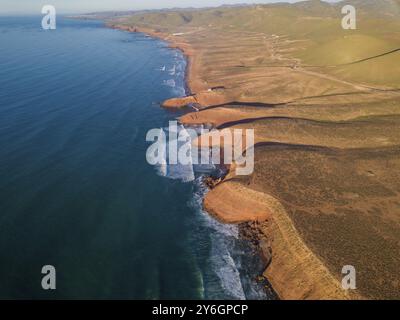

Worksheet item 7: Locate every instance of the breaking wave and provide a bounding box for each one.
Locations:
[152,123,218,183]
[188,179,246,300]
[188,180,270,300]
[163,79,176,88]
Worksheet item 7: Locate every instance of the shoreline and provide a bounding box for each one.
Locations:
[108,23,228,109]
[107,23,196,104]
[109,22,274,298]
[106,22,354,300]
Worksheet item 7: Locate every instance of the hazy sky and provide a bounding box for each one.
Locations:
[0,0,317,15]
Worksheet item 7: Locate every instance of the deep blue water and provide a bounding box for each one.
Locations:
[0,16,268,299]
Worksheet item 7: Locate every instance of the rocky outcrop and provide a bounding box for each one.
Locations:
[161,95,198,108]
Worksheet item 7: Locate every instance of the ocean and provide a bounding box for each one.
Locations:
[0,16,269,299]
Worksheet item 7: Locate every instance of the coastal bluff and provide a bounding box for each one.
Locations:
[106,2,400,300]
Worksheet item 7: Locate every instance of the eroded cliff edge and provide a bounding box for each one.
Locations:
[106,3,400,299]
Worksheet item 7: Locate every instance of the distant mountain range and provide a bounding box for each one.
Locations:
[73,0,400,20]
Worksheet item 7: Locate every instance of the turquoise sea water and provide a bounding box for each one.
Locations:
[0,16,269,299]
